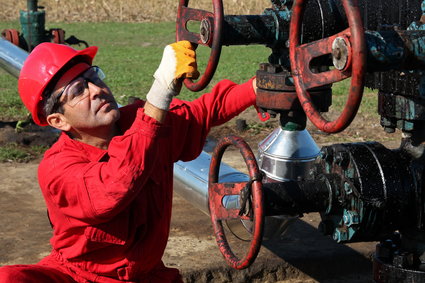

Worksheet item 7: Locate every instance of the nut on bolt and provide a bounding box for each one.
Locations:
[343,210,360,226]
[332,36,350,71]
[333,228,348,243]
[200,19,211,44]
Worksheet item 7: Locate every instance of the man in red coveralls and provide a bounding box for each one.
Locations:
[0,41,257,282]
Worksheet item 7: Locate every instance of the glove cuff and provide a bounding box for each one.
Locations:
[146,79,176,111]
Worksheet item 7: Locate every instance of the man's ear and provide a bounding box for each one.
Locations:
[46,113,71,132]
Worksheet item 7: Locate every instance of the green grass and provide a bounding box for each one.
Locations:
[0,20,379,121]
[0,143,48,162]
[0,21,270,120]
[331,80,378,117]
[0,20,382,161]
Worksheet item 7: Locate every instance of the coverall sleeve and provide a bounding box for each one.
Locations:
[38,108,164,223]
[168,78,256,162]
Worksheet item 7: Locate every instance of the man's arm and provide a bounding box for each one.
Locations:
[168,77,257,162]
[143,101,167,123]
[144,41,199,123]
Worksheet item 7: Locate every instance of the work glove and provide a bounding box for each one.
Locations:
[146,41,199,110]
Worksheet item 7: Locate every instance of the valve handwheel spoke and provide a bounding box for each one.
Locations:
[176,0,223,92]
[208,135,264,270]
[289,0,366,133]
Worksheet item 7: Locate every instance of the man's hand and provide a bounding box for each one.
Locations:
[146,41,199,111]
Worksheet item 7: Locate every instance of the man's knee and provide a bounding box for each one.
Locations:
[0,265,74,283]
[0,265,28,282]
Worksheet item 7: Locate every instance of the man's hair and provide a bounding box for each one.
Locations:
[42,90,64,117]
[40,56,87,118]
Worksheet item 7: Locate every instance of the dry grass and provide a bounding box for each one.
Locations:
[0,0,271,23]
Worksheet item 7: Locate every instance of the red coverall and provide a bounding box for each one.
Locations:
[0,79,256,283]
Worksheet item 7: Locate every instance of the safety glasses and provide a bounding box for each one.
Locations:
[54,65,106,108]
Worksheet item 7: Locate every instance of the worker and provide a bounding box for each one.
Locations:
[0,41,257,282]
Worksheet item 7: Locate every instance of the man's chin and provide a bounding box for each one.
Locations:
[109,108,121,122]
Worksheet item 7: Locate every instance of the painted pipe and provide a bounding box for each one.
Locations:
[0,38,27,78]
[173,151,248,215]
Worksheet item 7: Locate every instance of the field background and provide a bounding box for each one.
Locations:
[0,4,390,281]
[0,0,271,23]
[0,0,397,161]
[0,0,281,121]
[0,0,378,119]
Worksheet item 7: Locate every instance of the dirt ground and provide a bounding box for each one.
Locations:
[0,108,401,282]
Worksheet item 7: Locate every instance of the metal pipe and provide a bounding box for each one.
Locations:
[222,15,285,46]
[173,151,248,215]
[0,38,28,78]
[27,0,38,12]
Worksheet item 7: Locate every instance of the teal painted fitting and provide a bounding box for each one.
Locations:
[397,120,414,132]
[319,150,325,159]
[27,0,38,12]
[281,121,304,131]
[343,182,352,194]
[347,226,358,240]
[343,210,360,226]
[325,163,331,174]
[333,228,348,243]
[344,168,355,179]
[20,8,47,49]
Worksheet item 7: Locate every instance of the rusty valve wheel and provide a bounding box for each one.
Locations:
[51,29,65,44]
[208,135,264,270]
[289,0,366,133]
[176,0,223,92]
[1,29,20,47]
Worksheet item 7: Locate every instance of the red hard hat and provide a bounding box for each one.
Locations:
[18,43,98,126]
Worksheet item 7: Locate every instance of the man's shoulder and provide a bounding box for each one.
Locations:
[41,133,91,164]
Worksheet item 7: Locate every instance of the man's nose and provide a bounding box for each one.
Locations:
[88,82,103,99]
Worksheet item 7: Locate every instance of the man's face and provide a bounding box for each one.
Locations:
[51,65,120,133]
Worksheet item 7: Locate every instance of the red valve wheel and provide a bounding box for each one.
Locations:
[176,0,223,92]
[208,135,264,270]
[1,29,20,47]
[51,29,65,44]
[289,0,366,133]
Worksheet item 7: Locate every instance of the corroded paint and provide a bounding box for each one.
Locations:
[176,0,224,92]
[208,135,264,270]
[289,0,366,133]
[1,29,20,47]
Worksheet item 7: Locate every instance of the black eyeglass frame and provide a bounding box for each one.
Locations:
[45,66,106,116]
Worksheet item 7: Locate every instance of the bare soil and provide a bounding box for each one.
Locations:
[0,108,401,282]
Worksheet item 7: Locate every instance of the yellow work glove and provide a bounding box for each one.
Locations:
[146,41,199,110]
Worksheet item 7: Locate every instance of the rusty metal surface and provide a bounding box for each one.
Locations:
[289,0,366,133]
[256,88,331,112]
[1,29,20,47]
[221,14,286,46]
[255,63,332,112]
[51,28,65,44]
[176,0,223,92]
[208,135,264,270]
